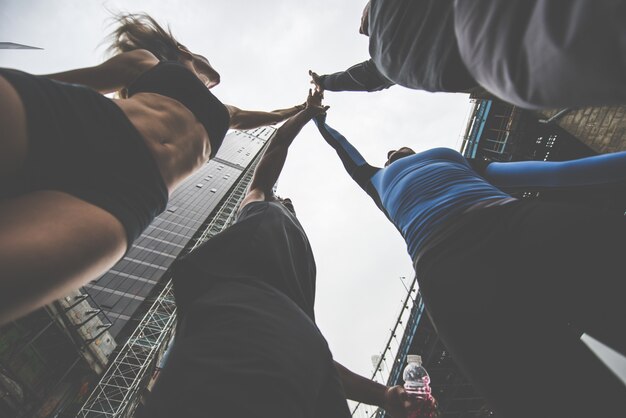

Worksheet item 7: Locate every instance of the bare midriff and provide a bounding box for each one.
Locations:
[113,92,211,194]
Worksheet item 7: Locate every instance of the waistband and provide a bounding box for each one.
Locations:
[413,198,522,270]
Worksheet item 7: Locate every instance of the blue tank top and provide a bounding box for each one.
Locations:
[313,118,509,259]
[314,116,626,261]
[370,148,510,258]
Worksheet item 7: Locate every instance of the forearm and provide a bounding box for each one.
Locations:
[45,66,124,94]
[320,60,394,92]
[227,104,304,130]
[335,361,387,406]
[43,50,156,94]
[267,107,315,152]
[247,108,316,193]
[269,104,305,121]
[314,116,379,190]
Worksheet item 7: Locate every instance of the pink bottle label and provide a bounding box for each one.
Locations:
[407,376,438,418]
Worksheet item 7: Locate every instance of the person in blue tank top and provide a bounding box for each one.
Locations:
[314,114,626,418]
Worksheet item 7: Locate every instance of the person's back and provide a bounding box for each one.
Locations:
[173,200,317,320]
[142,200,349,418]
[368,0,474,92]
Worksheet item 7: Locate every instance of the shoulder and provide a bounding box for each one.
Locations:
[117,49,160,73]
[239,188,267,212]
[103,49,160,86]
[418,147,466,163]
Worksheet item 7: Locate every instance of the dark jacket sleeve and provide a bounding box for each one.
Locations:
[313,115,380,197]
[319,59,394,92]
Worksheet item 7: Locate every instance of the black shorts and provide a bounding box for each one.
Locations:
[140,279,351,418]
[1,68,168,247]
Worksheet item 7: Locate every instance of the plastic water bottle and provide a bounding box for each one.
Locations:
[403,355,437,418]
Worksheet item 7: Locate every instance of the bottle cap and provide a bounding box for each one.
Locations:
[407,354,422,365]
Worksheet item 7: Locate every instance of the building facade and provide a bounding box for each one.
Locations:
[460,97,596,164]
[461,96,625,209]
[0,127,274,417]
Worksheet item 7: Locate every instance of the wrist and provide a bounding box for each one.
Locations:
[302,106,321,118]
[378,385,393,408]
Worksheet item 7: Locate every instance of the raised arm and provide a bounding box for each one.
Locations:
[334,361,412,418]
[310,59,394,92]
[314,114,380,195]
[478,151,626,192]
[239,90,328,208]
[44,49,159,94]
[226,103,306,130]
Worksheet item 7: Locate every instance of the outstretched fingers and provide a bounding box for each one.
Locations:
[308,69,324,93]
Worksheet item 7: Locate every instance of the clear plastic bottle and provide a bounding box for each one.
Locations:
[403,355,437,418]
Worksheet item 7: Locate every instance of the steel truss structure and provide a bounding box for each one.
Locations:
[351,276,422,418]
[352,278,493,418]
[77,142,268,418]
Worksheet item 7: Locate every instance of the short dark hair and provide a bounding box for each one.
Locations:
[276,196,296,215]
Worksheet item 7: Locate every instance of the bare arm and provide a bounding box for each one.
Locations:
[334,361,411,418]
[239,90,328,208]
[43,49,159,94]
[226,103,306,130]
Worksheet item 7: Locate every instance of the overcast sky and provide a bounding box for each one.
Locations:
[2,0,624,395]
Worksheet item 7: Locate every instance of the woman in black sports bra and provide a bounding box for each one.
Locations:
[0,13,306,324]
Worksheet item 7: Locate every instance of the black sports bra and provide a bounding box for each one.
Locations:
[127,61,230,158]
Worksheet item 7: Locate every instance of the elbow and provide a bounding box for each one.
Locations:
[205,70,221,89]
[367,82,394,92]
[226,106,243,129]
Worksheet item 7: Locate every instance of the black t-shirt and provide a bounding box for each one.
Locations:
[138,202,350,418]
[142,201,351,418]
[173,200,317,321]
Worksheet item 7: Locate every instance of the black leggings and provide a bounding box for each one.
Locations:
[416,200,626,418]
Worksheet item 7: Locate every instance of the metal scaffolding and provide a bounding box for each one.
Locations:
[351,276,422,418]
[0,293,115,417]
[77,136,269,418]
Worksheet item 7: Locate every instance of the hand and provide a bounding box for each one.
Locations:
[383,385,411,418]
[384,386,440,418]
[304,89,329,117]
[309,70,323,92]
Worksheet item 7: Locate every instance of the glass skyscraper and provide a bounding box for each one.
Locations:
[85,127,274,338]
